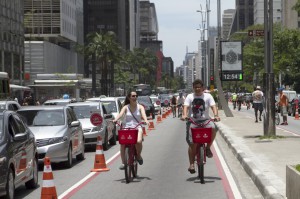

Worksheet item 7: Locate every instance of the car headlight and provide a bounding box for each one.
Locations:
[48,136,68,145]
[92,126,100,132]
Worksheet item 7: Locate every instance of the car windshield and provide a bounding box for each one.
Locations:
[18,109,65,126]
[101,101,117,113]
[69,105,100,119]
[138,96,151,104]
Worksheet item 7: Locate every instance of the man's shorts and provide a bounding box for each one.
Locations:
[253,103,263,111]
[186,120,218,145]
[280,106,288,116]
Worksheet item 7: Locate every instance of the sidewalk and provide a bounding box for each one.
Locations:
[216,108,300,199]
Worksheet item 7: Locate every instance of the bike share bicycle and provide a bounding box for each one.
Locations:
[186,117,216,184]
[116,121,145,183]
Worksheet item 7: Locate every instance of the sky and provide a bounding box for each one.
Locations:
[150,0,235,67]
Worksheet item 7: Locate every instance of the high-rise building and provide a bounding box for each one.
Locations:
[222,9,235,40]
[0,0,24,85]
[254,0,282,25]
[231,0,254,33]
[282,0,300,29]
[24,0,84,85]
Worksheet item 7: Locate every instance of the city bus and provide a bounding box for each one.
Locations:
[0,72,10,99]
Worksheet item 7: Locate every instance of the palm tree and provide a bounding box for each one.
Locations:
[78,31,122,96]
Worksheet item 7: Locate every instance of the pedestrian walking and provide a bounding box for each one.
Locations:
[277,87,289,125]
[171,95,177,117]
[252,86,264,123]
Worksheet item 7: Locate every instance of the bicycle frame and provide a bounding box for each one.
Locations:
[116,122,144,183]
[188,118,214,184]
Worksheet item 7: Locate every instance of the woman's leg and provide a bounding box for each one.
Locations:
[135,128,143,159]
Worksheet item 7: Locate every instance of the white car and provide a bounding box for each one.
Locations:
[150,96,161,115]
[67,102,116,150]
[86,97,123,138]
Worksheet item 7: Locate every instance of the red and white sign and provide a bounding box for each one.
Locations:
[90,113,103,126]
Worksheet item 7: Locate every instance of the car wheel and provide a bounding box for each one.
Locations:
[64,144,73,168]
[102,131,109,151]
[6,168,15,199]
[76,140,85,161]
[25,158,38,189]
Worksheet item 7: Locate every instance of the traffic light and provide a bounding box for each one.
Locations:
[210,76,214,81]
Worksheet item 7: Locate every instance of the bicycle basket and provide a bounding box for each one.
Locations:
[118,129,138,145]
[191,127,212,144]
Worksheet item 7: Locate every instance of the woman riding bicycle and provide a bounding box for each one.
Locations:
[171,95,177,117]
[113,91,150,170]
[181,79,220,174]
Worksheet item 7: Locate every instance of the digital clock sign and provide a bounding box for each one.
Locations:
[221,73,243,81]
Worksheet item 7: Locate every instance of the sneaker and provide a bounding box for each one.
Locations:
[119,164,125,170]
[280,123,285,125]
[259,117,262,121]
[206,148,213,158]
[284,122,288,125]
[255,120,258,123]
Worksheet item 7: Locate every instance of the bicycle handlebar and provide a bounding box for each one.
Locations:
[114,121,146,129]
[185,117,216,127]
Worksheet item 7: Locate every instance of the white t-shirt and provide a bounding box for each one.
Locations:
[252,90,264,103]
[184,93,216,120]
[176,96,185,105]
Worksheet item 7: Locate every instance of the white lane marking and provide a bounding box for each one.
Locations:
[213,141,243,199]
[58,151,120,199]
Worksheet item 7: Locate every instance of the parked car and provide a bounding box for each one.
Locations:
[117,96,126,105]
[0,100,21,111]
[150,95,161,115]
[43,98,76,106]
[0,110,38,198]
[67,102,116,150]
[87,97,123,137]
[138,96,155,119]
[17,106,85,168]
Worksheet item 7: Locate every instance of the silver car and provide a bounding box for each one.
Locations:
[150,96,162,115]
[67,102,116,150]
[43,98,76,106]
[17,106,85,168]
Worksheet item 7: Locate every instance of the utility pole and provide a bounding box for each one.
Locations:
[263,0,276,136]
[215,0,233,117]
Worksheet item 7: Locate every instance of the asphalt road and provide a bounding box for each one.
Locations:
[9,113,264,199]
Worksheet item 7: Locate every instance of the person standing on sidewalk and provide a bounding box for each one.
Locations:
[171,95,177,117]
[252,86,264,123]
[277,87,289,125]
[181,79,220,174]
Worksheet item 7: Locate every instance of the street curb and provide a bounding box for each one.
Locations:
[216,122,285,199]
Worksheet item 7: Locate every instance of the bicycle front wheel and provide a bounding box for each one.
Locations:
[124,147,132,183]
[275,113,280,125]
[132,151,138,178]
[198,145,205,184]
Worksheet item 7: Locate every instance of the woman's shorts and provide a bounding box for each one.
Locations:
[253,103,263,111]
[280,106,287,116]
[185,120,218,145]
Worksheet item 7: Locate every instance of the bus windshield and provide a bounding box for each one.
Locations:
[133,84,152,96]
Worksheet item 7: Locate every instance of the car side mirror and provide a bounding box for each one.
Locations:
[70,121,80,127]
[104,114,113,119]
[14,133,28,141]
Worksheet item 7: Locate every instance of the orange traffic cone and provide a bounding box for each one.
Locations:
[91,136,110,172]
[295,108,299,120]
[148,121,155,130]
[142,126,147,136]
[41,157,57,199]
[157,115,162,123]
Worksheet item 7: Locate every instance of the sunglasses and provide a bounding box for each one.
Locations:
[131,95,138,98]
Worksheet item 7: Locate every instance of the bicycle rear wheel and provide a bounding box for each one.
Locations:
[198,145,205,184]
[124,147,132,183]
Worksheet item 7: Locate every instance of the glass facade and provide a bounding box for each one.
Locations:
[0,0,24,85]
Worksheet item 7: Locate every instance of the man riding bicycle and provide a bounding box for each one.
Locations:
[176,92,185,117]
[181,79,220,174]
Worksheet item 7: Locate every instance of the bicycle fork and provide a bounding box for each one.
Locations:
[196,144,206,184]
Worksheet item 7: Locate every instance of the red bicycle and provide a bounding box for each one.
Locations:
[187,117,215,184]
[117,122,145,183]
